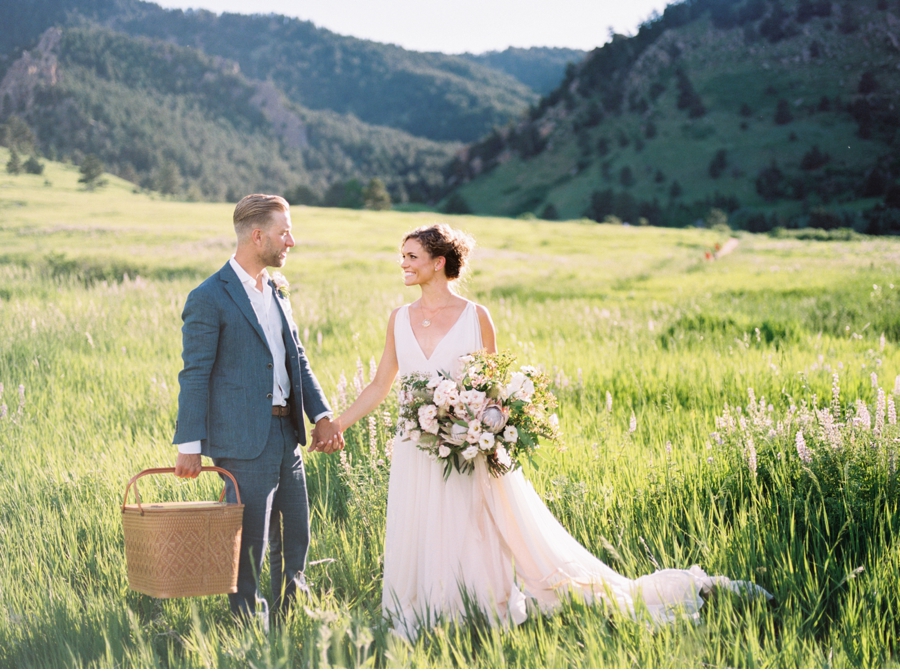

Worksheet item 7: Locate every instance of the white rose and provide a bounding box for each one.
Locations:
[404,419,417,432]
[422,416,440,435]
[466,420,482,444]
[418,404,438,424]
[427,376,442,389]
[438,444,451,458]
[462,444,479,461]
[409,429,422,442]
[503,425,518,443]
[454,403,469,419]
[478,432,495,451]
[515,379,535,402]
[505,372,526,399]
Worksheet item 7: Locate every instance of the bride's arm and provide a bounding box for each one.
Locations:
[334,308,401,433]
[476,304,497,354]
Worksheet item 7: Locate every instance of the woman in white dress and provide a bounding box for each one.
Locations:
[328,223,770,638]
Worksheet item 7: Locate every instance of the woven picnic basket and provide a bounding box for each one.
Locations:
[121,466,244,598]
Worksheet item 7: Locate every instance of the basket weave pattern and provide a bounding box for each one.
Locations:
[121,467,244,599]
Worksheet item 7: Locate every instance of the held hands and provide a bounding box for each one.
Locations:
[310,417,344,454]
[174,452,202,478]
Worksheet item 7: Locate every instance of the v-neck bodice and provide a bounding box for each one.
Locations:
[395,301,483,377]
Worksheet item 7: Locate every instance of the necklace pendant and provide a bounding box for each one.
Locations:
[422,319,432,327]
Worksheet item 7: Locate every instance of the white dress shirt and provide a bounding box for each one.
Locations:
[177,257,330,454]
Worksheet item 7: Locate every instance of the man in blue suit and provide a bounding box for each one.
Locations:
[173,193,343,622]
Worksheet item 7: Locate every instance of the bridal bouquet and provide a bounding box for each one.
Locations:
[398,351,561,478]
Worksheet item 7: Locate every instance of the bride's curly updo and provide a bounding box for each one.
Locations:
[403,223,474,280]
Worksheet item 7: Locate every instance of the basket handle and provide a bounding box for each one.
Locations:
[122,466,241,515]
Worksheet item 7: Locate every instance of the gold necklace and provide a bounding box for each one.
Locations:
[418,299,452,327]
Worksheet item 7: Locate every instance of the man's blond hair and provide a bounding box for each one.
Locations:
[233,194,289,240]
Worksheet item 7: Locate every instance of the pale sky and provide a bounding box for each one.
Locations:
[151,0,675,54]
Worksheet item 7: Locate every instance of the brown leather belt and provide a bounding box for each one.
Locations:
[272,403,291,417]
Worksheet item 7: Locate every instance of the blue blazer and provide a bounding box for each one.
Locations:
[172,262,330,459]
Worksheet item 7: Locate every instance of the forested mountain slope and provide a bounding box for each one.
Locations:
[0,26,455,201]
[446,0,900,233]
[0,0,537,143]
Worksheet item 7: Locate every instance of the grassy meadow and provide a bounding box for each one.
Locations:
[1,152,899,667]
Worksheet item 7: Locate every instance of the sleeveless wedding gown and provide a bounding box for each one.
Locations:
[383,301,770,638]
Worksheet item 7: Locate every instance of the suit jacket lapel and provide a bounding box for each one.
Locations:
[270,281,298,350]
[218,262,269,349]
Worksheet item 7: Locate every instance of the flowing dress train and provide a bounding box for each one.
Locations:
[382,302,769,637]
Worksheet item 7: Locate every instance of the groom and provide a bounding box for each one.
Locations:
[173,193,343,622]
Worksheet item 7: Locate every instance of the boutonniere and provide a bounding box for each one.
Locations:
[271,272,290,299]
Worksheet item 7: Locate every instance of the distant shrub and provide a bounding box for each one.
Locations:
[796,0,833,23]
[619,166,635,188]
[775,99,794,125]
[78,154,107,190]
[363,178,392,211]
[324,179,364,209]
[5,148,21,175]
[817,95,830,112]
[709,149,728,179]
[284,184,321,206]
[540,203,559,220]
[669,180,683,199]
[596,137,611,156]
[800,145,831,170]
[839,2,859,33]
[442,192,471,215]
[739,102,753,117]
[865,204,900,235]
[808,207,843,229]
[859,71,879,95]
[654,169,666,183]
[644,120,657,139]
[675,69,706,118]
[756,162,787,201]
[23,155,44,175]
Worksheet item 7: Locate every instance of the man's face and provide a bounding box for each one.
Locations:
[259,210,294,268]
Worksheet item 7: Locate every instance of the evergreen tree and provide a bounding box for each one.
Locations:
[5,148,21,175]
[78,154,107,189]
[363,178,392,211]
[154,161,181,195]
[23,155,44,175]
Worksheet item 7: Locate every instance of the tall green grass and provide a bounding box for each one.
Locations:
[0,157,898,667]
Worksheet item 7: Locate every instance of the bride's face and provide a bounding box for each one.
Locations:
[400,238,440,286]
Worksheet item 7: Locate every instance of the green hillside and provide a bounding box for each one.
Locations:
[446,0,900,234]
[0,26,456,201]
[459,47,587,95]
[0,0,537,143]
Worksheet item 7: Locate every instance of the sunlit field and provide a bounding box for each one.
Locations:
[1,154,898,667]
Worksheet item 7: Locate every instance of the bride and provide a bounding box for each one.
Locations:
[323,223,770,638]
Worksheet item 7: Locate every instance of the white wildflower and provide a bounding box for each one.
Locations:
[875,388,886,437]
[854,399,871,430]
[745,437,757,476]
[354,358,364,396]
[795,430,812,463]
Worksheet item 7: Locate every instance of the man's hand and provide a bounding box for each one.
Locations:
[310,417,344,454]
[174,452,202,478]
